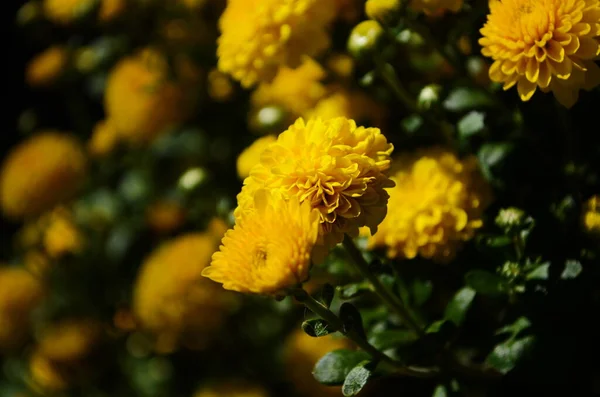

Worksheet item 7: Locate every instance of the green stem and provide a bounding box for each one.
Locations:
[375,59,418,113]
[342,235,425,338]
[294,289,437,378]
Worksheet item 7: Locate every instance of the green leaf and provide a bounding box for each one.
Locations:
[426,319,450,334]
[313,349,371,385]
[432,385,448,397]
[339,303,366,339]
[465,270,509,296]
[486,336,535,374]
[338,282,372,300]
[443,87,495,112]
[444,287,476,326]
[302,319,333,337]
[561,260,582,279]
[525,263,550,280]
[368,329,419,351]
[401,114,424,134]
[342,361,373,396]
[411,279,433,307]
[495,317,531,338]
[320,283,335,308]
[458,111,485,139]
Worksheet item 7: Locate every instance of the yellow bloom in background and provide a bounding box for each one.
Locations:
[283,328,351,397]
[0,132,87,219]
[367,148,491,263]
[194,383,268,397]
[410,0,463,15]
[204,190,320,294]
[145,199,187,234]
[479,0,600,108]
[217,0,336,88]
[208,68,235,102]
[326,53,355,80]
[236,117,394,252]
[133,233,235,353]
[104,48,198,145]
[26,46,68,87]
[98,0,125,22]
[251,58,327,122]
[43,0,96,24]
[365,0,402,22]
[0,267,45,351]
[29,319,102,392]
[306,88,387,128]
[583,195,600,236]
[236,135,277,180]
[42,207,83,258]
[88,120,120,157]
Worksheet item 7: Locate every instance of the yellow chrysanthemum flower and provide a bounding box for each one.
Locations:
[204,190,320,294]
[42,207,83,258]
[236,117,394,252]
[98,0,125,21]
[479,0,600,108]
[283,328,352,397]
[326,53,355,80]
[251,58,327,122]
[306,88,386,128]
[367,148,491,263]
[365,0,402,22]
[583,195,600,235]
[145,200,187,234]
[194,383,268,397]
[26,46,68,87]
[0,267,45,351]
[88,120,120,157]
[208,68,235,102]
[133,233,235,352]
[0,132,87,219]
[43,0,96,24]
[30,319,102,392]
[236,135,277,180]
[104,48,197,145]
[410,0,463,15]
[217,0,336,88]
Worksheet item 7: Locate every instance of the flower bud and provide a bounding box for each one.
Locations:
[495,207,526,231]
[347,20,384,59]
[365,0,402,24]
[417,84,442,111]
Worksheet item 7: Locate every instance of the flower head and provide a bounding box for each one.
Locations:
[26,46,68,87]
[104,48,198,145]
[204,190,320,294]
[306,87,386,128]
[283,328,351,397]
[133,232,235,352]
[98,0,125,22]
[0,132,87,219]
[236,135,277,180]
[43,0,96,24]
[0,267,45,351]
[236,117,394,251]
[367,148,491,263]
[217,0,335,88]
[410,0,463,15]
[251,57,327,121]
[583,195,600,236]
[479,0,600,108]
[88,120,120,157]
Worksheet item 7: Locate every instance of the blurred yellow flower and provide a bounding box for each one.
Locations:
[26,46,67,87]
[0,267,45,351]
[367,148,491,263]
[98,0,125,21]
[410,0,463,15]
[283,328,351,397]
[326,53,355,80]
[236,117,394,252]
[365,0,402,22]
[479,0,600,108]
[236,135,277,180]
[306,88,386,128]
[204,190,320,294]
[43,0,96,24]
[133,233,235,352]
[194,383,268,397]
[251,58,327,122]
[30,319,102,392]
[145,200,187,234]
[42,207,83,258]
[583,195,600,236]
[88,119,120,157]
[0,132,87,219]
[217,0,336,88]
[104,48,198,145]
[208,68,235,102]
